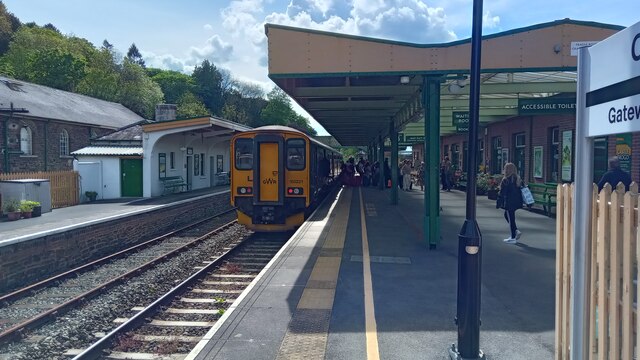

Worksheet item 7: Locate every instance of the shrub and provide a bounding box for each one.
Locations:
[4,199,21,212]
[19,200,35,212]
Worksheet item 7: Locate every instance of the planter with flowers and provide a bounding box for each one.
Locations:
[19,200,35,218]
[4,199,22,221]
[487,175,502,200]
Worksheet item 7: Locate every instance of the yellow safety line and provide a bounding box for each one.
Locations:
[359,187,380,360]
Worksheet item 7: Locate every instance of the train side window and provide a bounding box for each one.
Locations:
[235,138,253,170]
[287,139,306,170]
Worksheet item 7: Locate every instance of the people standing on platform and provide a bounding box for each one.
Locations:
[417,162,425,191]
[372,161,380,187]
[497,162,523,244]
[441,156,452,191]
[597,156,632,191]
[401,160,412,191]
[383,159,391,188]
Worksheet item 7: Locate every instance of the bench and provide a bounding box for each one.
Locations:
[527,183,557,217]
[161,176,186,195]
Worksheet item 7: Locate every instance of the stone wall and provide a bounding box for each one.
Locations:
[0,192,232,293]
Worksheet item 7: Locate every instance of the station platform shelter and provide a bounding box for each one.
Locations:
[264,18,624,249]
[187,186,557,360]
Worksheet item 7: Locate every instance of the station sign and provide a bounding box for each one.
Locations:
[453,112,469,133]
[570,41,598,56]
[584,21,640,137]
[518,97,576,115]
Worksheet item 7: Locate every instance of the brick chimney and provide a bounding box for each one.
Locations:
[155,104,177,122]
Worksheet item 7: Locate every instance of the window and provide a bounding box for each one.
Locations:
[549,127,560,182]
[20,126,32,155]
[235,138,253,170]
[491,136,502,174]
[200,153,205,176]
[59,129,69,156]
[513,132,526,179]
[194,154,200,176]
[169,152,175,170]
[287,139,306,170]
[159,153,166,178]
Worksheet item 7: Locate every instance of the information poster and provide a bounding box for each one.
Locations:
[561,131,573,181]
[615,133,632,173]
[533,146,543,178]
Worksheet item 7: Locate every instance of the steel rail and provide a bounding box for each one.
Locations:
[0,217,237,345]
[0,208,236,305]
[72,231,255,360]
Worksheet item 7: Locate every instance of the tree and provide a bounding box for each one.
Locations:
[126,43,145,68]
[151,69,195,104]
[176,92,209,119]
[117,59,164,118]
[192,59,223,115]
[43,23,60,33]
[1,25,68,80]
[222,103,250,125]
[26,48,86,91]
[101,39,113,51]
[0,0,19,55]
[76,47,120,101]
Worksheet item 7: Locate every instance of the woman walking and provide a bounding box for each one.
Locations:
[497,162,522,244]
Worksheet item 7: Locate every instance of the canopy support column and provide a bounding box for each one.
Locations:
[390,122,398,205]
[424,76,441,249]
[378,136,385,190]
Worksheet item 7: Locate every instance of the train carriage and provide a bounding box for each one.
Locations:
[231,126,342,232]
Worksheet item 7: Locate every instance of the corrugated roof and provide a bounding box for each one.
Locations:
[71,146,143,156]
[0,76,146,129]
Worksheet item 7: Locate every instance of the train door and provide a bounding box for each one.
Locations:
[254,135,284,204]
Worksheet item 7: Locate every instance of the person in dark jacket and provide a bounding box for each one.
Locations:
[597,156,631,191]
[497,162,522,244]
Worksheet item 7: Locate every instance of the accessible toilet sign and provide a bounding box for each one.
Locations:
[583,21,640,137]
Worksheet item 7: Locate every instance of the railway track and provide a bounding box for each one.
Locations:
[70,233,289,359]
[0,209,247,360]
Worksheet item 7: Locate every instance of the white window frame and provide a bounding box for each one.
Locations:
[60,129,69,156]
[20,126,32,155]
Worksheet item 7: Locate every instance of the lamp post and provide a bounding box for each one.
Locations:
[449,0,485,358]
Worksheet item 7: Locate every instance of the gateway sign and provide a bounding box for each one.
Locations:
[585,22,640,137]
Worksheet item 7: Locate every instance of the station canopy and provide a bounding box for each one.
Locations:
[265,20,623,146]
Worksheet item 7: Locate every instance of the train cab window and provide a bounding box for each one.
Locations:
[287,139,306,170]
[235,138,253,170]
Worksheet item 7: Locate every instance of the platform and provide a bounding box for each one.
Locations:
[187,186,556,360]
[0,186,230,246]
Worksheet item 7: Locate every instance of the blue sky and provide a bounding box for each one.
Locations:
[3,0,639,134]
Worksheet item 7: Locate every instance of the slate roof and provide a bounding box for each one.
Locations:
[0,76,146,128]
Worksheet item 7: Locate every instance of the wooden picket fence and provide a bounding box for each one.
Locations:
[0,171,79,208]
[556,182,638,359]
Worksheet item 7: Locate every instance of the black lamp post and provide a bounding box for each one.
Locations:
[449,0,485,358]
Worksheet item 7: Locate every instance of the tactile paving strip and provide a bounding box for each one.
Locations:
[275,188,352,359]
[276,309,332,360]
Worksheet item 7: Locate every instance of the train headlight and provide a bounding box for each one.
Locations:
[287,187,303,195]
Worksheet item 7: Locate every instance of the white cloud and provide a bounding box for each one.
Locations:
[142,35,233,73]
[483,11,500,29]
[204,24,213,31]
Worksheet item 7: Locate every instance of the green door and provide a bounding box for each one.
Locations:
[121,159,143,197]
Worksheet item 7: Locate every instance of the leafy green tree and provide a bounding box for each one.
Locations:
[0,0,20,55]
[117,59,164,118]
[192,59,223,115]
[222,103,250,125]
[259,87,316,134]
[176,92,209,118]
[101,39,113,51]
[151,69,195,104]
[126,43,145,68]
[43,23,60,34]
[1,25,67,79]
[76,47,120,101]
[26,48,86,91]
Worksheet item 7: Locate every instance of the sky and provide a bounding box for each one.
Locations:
[3,0,639,135]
